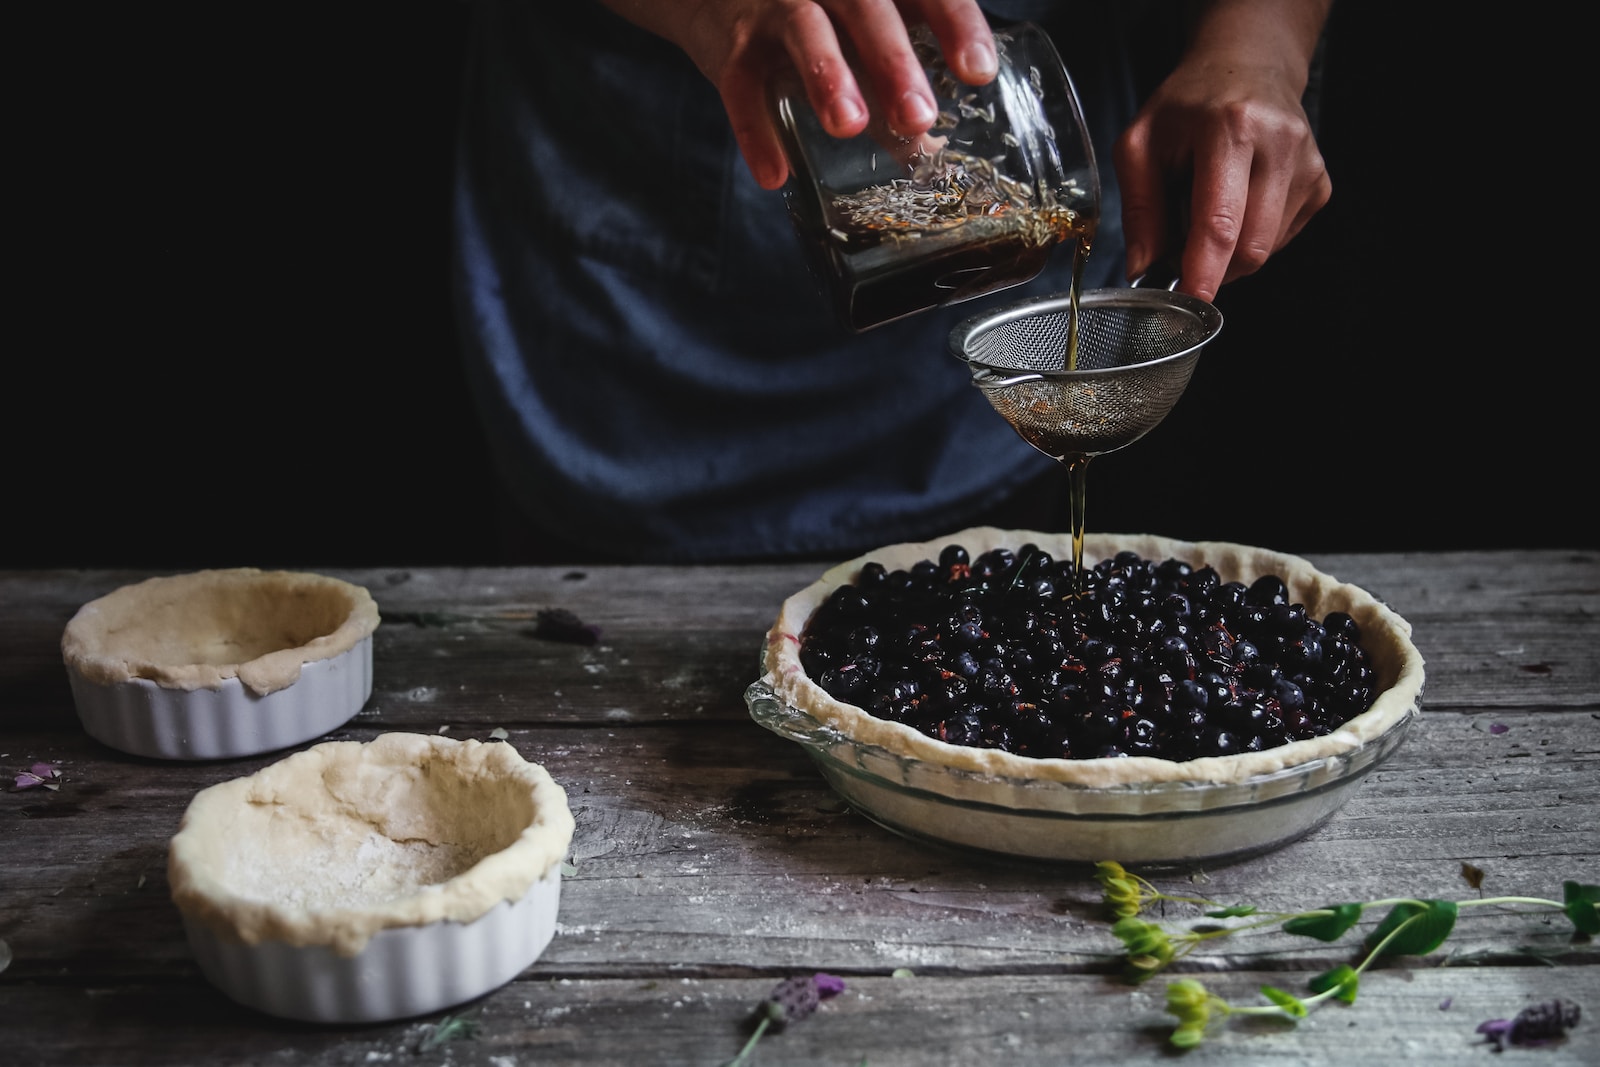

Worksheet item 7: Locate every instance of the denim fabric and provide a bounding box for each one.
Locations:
[451,2,1135,562]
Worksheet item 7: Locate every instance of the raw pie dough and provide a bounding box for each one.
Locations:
[61,568,381,696]
[168,732,576,957]
[763,526,1426,788]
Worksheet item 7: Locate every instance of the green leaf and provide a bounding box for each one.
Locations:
[1260,985,1309,1017]
[416,1012,480,1052]
[1562,882,1600,936]
[1205,905,1257,918]
[1309,964,1360,1004]
[1283,904,1362,941]
[1365,900,1458,957]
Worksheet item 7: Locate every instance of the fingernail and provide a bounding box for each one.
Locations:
[829,96,866,130]
[892,91,937,136]
[962,40,997,82]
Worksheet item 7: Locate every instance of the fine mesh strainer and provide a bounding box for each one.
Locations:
[949,286,1223,591]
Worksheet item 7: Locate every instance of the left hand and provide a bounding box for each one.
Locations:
[1113,0,1335,302]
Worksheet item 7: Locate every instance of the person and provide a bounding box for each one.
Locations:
[450,0,1334,565]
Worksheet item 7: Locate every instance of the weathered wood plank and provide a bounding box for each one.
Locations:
[5,712,1594,979]
[5,550,1594,632]
[3,968,1597,1066]
[2,557,1594,1065]
[5,551,1596,739]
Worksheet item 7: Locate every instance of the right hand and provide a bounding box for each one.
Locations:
[599,0,998,189]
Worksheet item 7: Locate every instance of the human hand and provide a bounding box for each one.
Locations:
[598,0,997,189]
[1113,0,1334,303]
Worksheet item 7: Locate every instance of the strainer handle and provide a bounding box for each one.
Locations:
[1131,255,1182,291]
[1132,173,1190,291]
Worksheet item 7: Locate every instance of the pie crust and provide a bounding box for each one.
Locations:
[61,568,381,697]
[168,732,576,958]
[763,526,1426,788]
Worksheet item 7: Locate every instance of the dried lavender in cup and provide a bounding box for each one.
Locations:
[824,24,1090,251]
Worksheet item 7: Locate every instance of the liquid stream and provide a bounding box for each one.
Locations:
[824,169,1102,592]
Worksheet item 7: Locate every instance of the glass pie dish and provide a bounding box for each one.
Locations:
[752,527,1426,866]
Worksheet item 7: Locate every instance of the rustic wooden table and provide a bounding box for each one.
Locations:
[3,550,1597,1065]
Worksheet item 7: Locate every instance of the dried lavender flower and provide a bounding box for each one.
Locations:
[723,973,846,1066]
[1477,998,1581,1051]
[533,608,600,645]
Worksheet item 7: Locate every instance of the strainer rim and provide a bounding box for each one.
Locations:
[947,286,1223,379]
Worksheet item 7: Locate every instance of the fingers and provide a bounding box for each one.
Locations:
[908,0,997,86]
[659,0,993,188]
[813,0,935,139]
[721,60,795,191]
[715,2,867,191]
[781,2,870,139]
[1186,102,1335,299]
[791,0,995,140]
[1119,95,1332,302]
[1185,139,1331,300]
[1282,150,1332,245]
[1181,129,1257,303]
[1112,119,1170,284]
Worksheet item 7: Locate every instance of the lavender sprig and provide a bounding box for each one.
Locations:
[723,973,846,1067]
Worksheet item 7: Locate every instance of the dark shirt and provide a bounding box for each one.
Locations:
[451,2,1139,562]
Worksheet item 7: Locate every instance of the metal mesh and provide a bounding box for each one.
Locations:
[949,288,1223,458]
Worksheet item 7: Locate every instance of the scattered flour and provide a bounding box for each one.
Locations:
[225,829,483,909]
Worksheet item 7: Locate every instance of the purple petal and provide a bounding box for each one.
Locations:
[1440,997,1453,1010]
[813,973,847,998]
[30,762,58,778]
[1489,723,1509,734]
[1477,1018,1513,1051]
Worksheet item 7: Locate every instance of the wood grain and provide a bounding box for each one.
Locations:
[3,552,1596,1064]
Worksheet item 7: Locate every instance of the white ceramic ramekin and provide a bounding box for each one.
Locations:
[168,733,576,1023]
[62,568,380,760]
[68,638,372,760]
[180,874,562,1023]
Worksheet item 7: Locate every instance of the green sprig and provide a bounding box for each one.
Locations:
[1096,861,1598,1047]
[415,1011,480,1052]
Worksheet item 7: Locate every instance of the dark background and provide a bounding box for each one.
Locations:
[9,6,1587,570]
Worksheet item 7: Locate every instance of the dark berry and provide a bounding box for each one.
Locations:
[798,547,1382,764]
[1247,574,1288,606]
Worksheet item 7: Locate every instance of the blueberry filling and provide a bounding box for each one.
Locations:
[798,544,1380,761]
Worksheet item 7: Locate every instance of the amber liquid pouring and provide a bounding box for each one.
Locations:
[985,231,1096,595]
[1060,235,1092,595]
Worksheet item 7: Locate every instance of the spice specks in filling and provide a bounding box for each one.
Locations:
[798,544,1379,761]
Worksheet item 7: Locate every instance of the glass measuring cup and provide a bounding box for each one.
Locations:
[771,21,1100,333]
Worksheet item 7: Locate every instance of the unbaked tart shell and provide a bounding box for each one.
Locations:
[167,732,576,1022]
[61,568,381,759]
